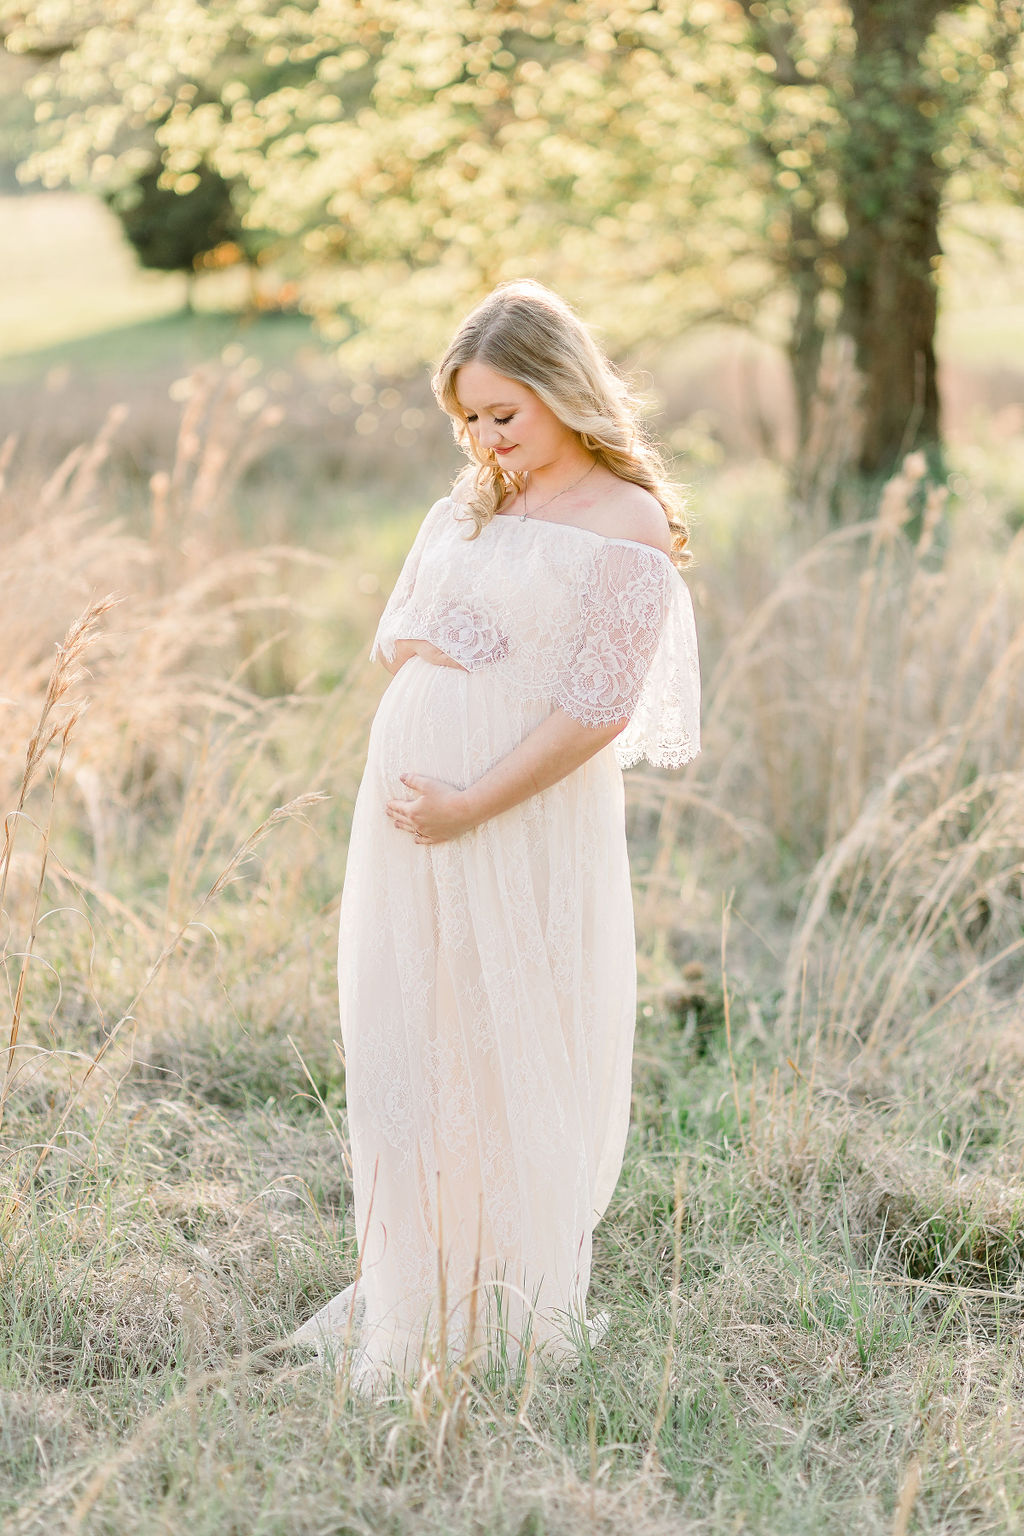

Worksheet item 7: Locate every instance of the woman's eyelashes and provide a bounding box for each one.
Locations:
[465,413,515,427]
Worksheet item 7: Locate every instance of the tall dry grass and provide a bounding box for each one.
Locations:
[0,362,372,1205]
[2,365,1024,1534]
[638,451,1024,1052]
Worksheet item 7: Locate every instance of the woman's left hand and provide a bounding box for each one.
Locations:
[385,773,479,845]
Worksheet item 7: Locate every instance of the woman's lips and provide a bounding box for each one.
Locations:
[494,445,516,456]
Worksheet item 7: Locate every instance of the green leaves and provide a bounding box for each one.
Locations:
[4,0,1022,430]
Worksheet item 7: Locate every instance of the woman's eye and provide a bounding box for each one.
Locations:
[465,414,478,425]
[494,414,514,425]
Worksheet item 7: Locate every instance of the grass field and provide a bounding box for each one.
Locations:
[2,190,1024,1534]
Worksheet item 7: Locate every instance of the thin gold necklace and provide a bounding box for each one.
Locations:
[519,461,597,522]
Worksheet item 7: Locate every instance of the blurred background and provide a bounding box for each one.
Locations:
[3,0,1023,492]
[3,7,1024,1532]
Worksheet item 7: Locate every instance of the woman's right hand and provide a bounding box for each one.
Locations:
[383,639,468,675]
[381,638,420,675]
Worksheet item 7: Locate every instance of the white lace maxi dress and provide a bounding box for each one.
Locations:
[293,493,700,1386]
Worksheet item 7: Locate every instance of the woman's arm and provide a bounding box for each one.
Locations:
[385,708,626,844]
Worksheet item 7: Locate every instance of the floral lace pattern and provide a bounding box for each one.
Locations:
[431,599,510,667]
[370,496,701,768]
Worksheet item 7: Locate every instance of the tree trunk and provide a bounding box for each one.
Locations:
[842,177,941,476]
[840,0,947,479]
[787,204,826,497]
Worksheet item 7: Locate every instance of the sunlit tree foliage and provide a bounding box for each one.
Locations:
[3,0,1022,483]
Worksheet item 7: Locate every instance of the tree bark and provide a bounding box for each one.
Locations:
[787,204,826,494]
[840,0,948,478]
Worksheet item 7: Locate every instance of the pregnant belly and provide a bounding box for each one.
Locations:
[363,658,620,844]
[369,656,474,791]
[368,654,553,797]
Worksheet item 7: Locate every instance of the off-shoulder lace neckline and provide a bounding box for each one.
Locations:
[447,497,676,568]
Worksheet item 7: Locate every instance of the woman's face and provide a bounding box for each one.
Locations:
[453,360,577,474]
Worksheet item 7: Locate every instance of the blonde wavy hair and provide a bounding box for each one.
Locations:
[431,280,691,567]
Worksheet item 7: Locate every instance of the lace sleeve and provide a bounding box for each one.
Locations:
[369,497,452,664]
[555,542,701,770]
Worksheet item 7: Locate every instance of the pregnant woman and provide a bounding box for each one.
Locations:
[292,280,701,1392]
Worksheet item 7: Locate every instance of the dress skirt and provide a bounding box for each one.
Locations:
[297,654,638,1387]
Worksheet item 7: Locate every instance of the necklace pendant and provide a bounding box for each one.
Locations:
[519,510,528,522]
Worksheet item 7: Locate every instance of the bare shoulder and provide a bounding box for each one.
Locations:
[593,479,673,555]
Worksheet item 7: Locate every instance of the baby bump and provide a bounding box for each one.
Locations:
[368,656,476,793]
[367,655,549,795]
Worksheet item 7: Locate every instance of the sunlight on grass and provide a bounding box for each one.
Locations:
[0,354,1023,1532]
[0,193,190,357]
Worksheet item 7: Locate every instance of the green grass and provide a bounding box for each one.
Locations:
[6,1011,1024,1535]
[0,308,325,386]
[0,191,330,384]
[0,191,189,361]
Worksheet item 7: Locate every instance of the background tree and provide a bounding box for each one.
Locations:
[4,0,1022,494]
[727,0,1023,484]
[106,160,240,311]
